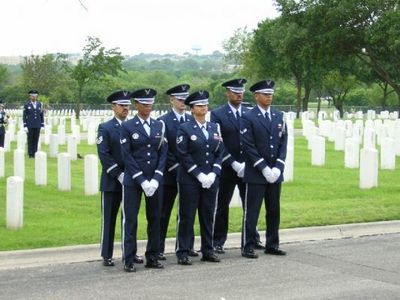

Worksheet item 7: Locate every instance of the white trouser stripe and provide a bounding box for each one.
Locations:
[242,183,249,250]
[121,186,125,260]
[100,192,104,253]
[211,188,219,249]
[175,183,181,253]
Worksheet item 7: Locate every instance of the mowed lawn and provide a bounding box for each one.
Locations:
[0,136,399,251]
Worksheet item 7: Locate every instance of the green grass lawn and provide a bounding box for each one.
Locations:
[0,136,399,251]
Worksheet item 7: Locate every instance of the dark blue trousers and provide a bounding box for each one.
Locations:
[242,183,281,252]
[100,191,122,259]
[122,184,161,265]
[159,183,195,253]
[27,128,40,157]
[176,182,218,259]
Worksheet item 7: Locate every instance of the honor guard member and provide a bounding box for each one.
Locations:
[175,90,224,265]
[0,100,9,147]
[97,90,144,267]
[157,84,198,260]
[211,78,263,254]
[23,90,44,158]
[120,88,167,272]
[240,80,288,258]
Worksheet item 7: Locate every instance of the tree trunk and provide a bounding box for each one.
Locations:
[316,92,322,115]
[295,78,302,119]
[302,83,311,112]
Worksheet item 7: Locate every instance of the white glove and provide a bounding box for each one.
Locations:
[270,167,281,183]
[117,172,124,185]
[237,163,245,178]
[146,179,159,197]
[141,180,152,196]
[262,166,274,183]
[231,161,242,173]
[197,172,207,186]
[40,126,44,132]
[23,127,28,133]
[203,172,216,189]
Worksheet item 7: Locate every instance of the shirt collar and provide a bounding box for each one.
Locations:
[172,108,186,120]
[137,115,151,124]
[114,116,126,125]
[228,103,241,116]
[195,119,207,128]
[257,105,270,116]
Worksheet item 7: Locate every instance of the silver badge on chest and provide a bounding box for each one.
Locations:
[190,135,197,141]
[132,133,139,140]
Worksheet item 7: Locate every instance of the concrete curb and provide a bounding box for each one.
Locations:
[1,220,399,270]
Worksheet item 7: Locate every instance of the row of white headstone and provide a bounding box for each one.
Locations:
[2,149,98,229]
[303,117,399,189]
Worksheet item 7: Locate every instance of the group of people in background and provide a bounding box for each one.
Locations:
[97,78,288,273]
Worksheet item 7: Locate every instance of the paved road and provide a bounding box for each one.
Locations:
[1,233,399,300]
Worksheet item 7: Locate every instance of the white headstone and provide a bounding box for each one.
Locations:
[6,176,24,229]
[311,136,325,166]
[0,147,4,177]
[4,132,11,151]
[8,123,16,141]
[13,149,25,179]
[380,138,396,170]
[44,125,52,145]
[72,125,81,144]
[57,125,66,145]
[363,128,376,149]
[87,122,97,145]
[58,153,71,191]
[334,127,346,151]
[345,138,359,168]
[49,134,59,158]
[67,135,78,160]
[35,151,47,186]
[229,186,242,207]
[359,147,378,189]
[17,130,26,150]
[283,145,294,182]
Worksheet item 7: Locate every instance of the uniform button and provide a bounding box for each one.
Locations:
[147,161,151,164]
[270,136,273,140]
[147,153,151,156]
[206,152,209,156]
[240,150,243,154]
[270,145,274,148]
[271,155,274,158]
[206,161,209,164]
[206,145,209,148]
[240,142,243,146]
[147,144,151,148]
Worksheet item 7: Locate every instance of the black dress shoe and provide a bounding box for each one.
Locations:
[124,263,136,272]
[188,249,199,257]
[214,245,225,254]
[201,254,220,263]
[254,242,265,250]
[145,259,164,269]
[158,253,166,261]
[264,248,286,256]
[103,258,115,266]
[177,256,192,265]
[133,255,144,264]
[241,249,259,259]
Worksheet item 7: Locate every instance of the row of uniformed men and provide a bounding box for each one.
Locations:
[97,78,288,272]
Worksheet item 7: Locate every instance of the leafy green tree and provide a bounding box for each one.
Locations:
[66,36,124,118]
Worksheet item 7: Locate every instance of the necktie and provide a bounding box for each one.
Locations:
[201,125,209,139]
[265,111,271,121]
[180,116,185,124]
[143,121,150,136]
[235,110,241,126]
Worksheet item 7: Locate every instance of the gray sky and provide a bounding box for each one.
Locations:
[0,0,279,56]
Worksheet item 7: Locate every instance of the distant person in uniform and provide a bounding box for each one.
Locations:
[0,100,9,147]
[120,88,167,272]
[211,78,263,255]
[175,90,224,265]
[23,90,44,158]
[240,80,288,258]
[96,90,143,267]
[157,84,198,260]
